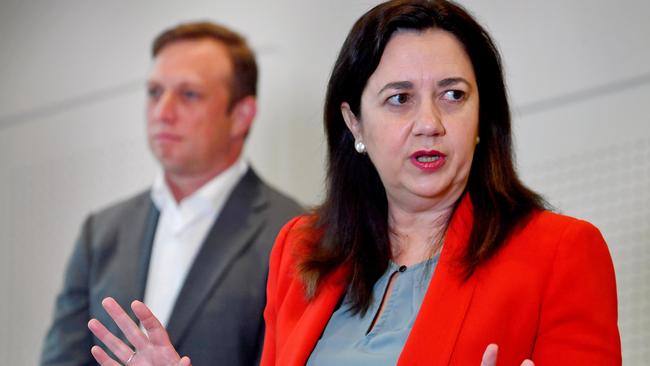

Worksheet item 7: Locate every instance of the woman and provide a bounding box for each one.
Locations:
[88,1,621,365]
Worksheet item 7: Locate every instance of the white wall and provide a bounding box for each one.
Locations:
[0,0,647,364]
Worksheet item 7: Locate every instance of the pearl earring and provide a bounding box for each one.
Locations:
[476,136,480,144]
[354,140,366,154]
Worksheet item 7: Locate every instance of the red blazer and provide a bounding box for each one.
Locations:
[261,196,621,365]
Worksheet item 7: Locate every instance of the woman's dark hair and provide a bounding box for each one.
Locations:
[300,0,545,314]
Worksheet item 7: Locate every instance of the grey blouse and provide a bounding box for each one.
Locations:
[307,256,439,366]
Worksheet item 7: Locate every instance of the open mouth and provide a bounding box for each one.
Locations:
[416,155,441,163]
[411,150,446,170]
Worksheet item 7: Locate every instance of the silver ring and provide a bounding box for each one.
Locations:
[126,351,136,365]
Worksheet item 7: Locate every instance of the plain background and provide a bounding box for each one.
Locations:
[0,0,648,364]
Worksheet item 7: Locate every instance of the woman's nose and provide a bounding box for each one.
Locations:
[413,100,445,137]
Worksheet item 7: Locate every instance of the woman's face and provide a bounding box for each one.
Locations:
[342,28,479,211]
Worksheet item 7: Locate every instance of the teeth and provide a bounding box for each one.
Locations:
[416,156,440,163]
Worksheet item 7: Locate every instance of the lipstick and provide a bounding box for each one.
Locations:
[410,149,446,171]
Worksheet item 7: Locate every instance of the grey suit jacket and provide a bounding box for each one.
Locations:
[41,168,303,366]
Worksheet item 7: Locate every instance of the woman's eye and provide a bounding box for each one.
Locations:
[387,93,410,106]
[442,90,466,102]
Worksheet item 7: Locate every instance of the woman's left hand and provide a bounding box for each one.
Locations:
[481,344,534,366]
[88,297,191,366]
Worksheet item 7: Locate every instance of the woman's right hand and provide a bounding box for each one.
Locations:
[88,297,191,366]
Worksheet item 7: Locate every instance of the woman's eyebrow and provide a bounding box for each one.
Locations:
[378,81,414,95]
[437,77,469,88]
[377,78,470,95]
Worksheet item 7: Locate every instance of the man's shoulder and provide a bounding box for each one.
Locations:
[89,189,153,224]
[260,181,304,213]
[241,168,304,217]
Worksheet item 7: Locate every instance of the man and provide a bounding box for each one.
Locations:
[41,21,303,366]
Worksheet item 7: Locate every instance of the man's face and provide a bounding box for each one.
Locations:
[146,38,236,177]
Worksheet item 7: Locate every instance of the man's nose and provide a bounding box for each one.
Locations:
[153,92,178,123]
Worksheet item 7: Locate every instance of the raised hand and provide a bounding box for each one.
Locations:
[88,297,191,366]
[481,344,534,366]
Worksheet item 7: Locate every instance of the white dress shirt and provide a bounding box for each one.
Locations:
[143,157,248,327]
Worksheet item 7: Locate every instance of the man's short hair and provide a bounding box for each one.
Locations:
[152,21,258,108]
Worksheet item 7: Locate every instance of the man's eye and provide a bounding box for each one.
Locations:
[387,93,410,106]
[147,86,162,99]
[442,90,466,102]
[182,90,200,100]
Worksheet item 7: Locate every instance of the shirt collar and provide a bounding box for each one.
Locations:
[150,156,249,216]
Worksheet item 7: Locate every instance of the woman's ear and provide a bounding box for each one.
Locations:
[229,96,257,138]
[341,102,362,140]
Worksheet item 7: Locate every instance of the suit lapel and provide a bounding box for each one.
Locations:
[399,195,477,366]
[107,194,159,336]
[165,169,267,345]
[135,201,159,300]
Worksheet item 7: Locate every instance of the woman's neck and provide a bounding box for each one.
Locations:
[387,200,455,266]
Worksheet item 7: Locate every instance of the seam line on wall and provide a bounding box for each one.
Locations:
[0,79,143,130]
[1,72,650,130]
[515,72,650,116]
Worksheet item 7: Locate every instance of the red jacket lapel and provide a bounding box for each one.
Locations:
[278,265,348,366]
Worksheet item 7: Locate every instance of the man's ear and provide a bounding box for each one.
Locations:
[229,96,257,138]
[341,102,362,140]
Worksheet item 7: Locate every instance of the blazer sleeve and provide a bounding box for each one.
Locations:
[532,219,621,365]
[40,215,95,366]
[260,216,304,366]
